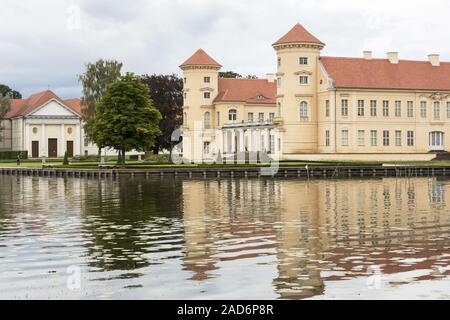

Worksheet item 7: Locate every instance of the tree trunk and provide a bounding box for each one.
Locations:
[152,144,159,155]
[121,148,126,165]
[98,147,102,157]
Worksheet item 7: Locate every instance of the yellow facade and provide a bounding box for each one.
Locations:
[181,24,450,162]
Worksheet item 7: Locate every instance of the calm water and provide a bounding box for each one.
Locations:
[0,175,449,300]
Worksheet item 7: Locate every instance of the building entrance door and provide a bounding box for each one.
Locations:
[48,138,58,158]
[66,141,74,157]
[32,141,39,158]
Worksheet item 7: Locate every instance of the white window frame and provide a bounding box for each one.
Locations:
[299,57,308,65]
[357,130,365,146]
[407,101,414,118]
[420,101,427,118]
[341,129,349,146]
[299,75,309,85]
[299,101,308,119]
[383,100,389,117]
[434,101,441,120]
[357,100,365,117]
[204,76,211,83]
[325,130,330,147]
[248,112,254,123]
[395,130,402,146]
[395,101,401,117]
[203,92,211,99]
[383,130,390,146]
[341,99,348,117]
[370,100,377,117]
[407,131,414,146]
[370,130,377,146]
[325,100,330,117]
[228,109,237,122]
[204,111,211,129]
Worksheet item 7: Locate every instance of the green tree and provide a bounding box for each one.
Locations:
[78,59,123,155]
[0,95,11,141]
[0,84,22,99]
[140,74,183,154]
[92,73,162,165]
[219,71,242,78]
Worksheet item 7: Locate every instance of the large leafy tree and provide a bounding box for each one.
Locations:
[92,73,162,165]
[78,59,123,154]
[0,84,22,99]
[140,74,183,154]
[0,95,11,142]
[219,71,258,79]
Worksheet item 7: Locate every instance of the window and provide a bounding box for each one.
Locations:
[395,101,401,117]
[371,130,377,146]
[248,112,254,123]
[358,130,365,146]
[341,99,348,117]
[204,76,211,83]
[370,100,377,117]
[228,109,237,121]
[395,130,402,146]
[277,77,281,86]
[447,102,450,118]
[357,100,365,116]
[299,76,308,85]
[420,101,427,118]
[277,57,281,67]
[407,101,414,118]
[204,92,211,99]
[204,112,211,129]
[341,129,349,146]
[383,100,389,117]
[434,101,441,120]
[299,57,308,65]
[203,142,210,154]
[300,101,308,118]
[217,112,220,126]
[258,113,264,123]
[407,131,414,146]
[183,77,187,84]
[325,100,330,117]
[269,113,275,122]
[383,130,390,146]
[277,102,281,117]
[325,130,330,147]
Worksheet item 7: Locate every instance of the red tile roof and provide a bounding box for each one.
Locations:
[5,90,82,118]
[214,78,276,105]
[273,23,324,46]
[321,56,450,91]
[180,49,222,68]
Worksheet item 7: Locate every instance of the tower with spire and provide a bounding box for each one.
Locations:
[273,23,325,154]
[180,49,222,161]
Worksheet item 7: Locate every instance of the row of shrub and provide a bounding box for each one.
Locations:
[0,151,28,160]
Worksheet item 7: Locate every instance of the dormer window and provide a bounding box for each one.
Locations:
[299,75,309,85]
[299,57,308,65]
[204,76,211,83]
[255,95,265,100]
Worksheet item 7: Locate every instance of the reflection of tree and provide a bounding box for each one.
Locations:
[81,177,183,272]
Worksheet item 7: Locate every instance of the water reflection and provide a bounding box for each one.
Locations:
[0,175,449,299]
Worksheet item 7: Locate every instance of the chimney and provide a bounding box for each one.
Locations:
[266,73,276,83]
[387,52,399,64]
[428,54,440,66]
[363,51,373,60]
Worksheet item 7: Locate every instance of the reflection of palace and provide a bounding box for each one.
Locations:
[181,177,450,299]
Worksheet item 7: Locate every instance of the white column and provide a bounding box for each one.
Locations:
[239,129,244,152]
[231,130,236,153]
[40,124,46,157]
[75,124,81,156]
[60,124,65,157]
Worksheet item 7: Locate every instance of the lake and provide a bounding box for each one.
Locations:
[0,175,449,299]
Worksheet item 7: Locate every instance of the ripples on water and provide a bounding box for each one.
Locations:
[0,175,449,299]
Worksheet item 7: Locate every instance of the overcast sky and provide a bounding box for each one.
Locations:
[1,0,450,98]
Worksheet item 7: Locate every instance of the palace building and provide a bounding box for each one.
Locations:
[180,23,450,162]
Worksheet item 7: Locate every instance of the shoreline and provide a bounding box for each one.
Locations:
[2,165,450,179]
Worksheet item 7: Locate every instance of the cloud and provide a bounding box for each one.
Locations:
[0,0,449,98]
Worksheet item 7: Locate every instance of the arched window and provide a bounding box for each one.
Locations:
[228,109,237,122]
[299,101,308,119]
[204,112,211,128]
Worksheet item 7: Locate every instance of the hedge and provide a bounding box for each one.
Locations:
[0,151,28,160]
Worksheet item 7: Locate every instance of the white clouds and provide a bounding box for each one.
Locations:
[0,0,449,98]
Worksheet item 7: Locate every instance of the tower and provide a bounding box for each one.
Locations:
[180,49,222,161]
[273,24,325,155]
